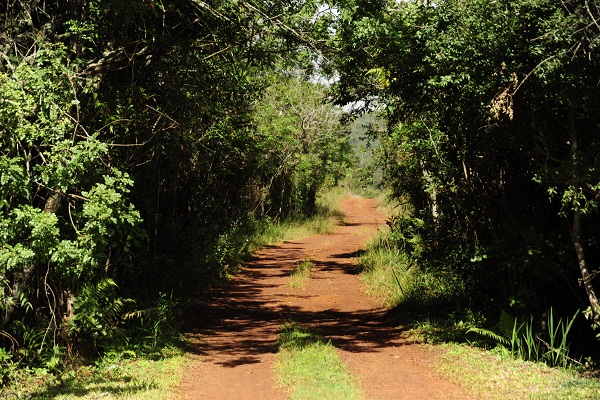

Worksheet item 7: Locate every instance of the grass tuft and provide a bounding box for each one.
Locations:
[358,229,449,310]
[289,258,315,288]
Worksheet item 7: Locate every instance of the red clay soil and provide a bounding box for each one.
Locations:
[176,197,476,400]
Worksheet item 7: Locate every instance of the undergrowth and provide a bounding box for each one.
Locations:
[247,187,348,252]
[358,228,460,312]
[358,217,600,396]
[0,187,354,397]
[0,346,184,399]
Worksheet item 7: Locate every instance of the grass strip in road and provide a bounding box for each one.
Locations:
[275,322,363,400]
[289,258,315,288]
[435,343,600,400]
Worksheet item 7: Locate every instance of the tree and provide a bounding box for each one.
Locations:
[330,0,600,332]
[253,74,353,218]
[0,0,345,367]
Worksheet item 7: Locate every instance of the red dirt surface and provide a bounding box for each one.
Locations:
[176,197,476,400]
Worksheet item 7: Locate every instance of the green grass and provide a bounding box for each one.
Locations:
[357,230,408,306]
[251,215,337,250]
[248,187,350,251]
[275,322,363,400]
[358,229,447,310]
[0,348,185,400]
[289,258,316,288]
[357,222,600,399]
[435,343,600,400]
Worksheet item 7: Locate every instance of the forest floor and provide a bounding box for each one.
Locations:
[176,197,476,400]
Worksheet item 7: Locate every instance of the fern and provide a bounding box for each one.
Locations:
[498,309,518,338]
[69,278,132,346]
[467,327,510,346]
[470,308,580,368]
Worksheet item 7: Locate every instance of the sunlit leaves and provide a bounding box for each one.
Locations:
[0,206,59,272]
[0,157,28,211]
[253,75,352,216]
[331,0,600,328]
[80,171,143,255]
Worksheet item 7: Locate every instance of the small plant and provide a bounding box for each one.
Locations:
[289,258,315,288]
[68,278,132,353]
[0,345,15,384]
[469,308,580,368]
[123,292,181,352]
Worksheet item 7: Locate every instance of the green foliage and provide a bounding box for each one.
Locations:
[79,172,143,263]
[253,75,354,218]
[343,112,385,196]
[0,157,28,211]
[358,227,466,313]
[246,192,343,253]
[0,34,145,371]
[1,347,185,399]
[1,0,348,374]
[0,345,14,384]
[118,293,181,353]
[68,279,130,351]
[332,0,600,356]
[469,308,580,368]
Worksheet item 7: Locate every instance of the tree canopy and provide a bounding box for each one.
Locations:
[331,0,600,339]
[1,0,600,375]
[0,0,352,370]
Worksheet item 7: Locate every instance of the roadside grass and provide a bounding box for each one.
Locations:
[289,258,316,288]
[250,215,336,250]
[357,228,408,307]
[358,229,447,311]
[0,347,185,400]
[434,343,600,400]
[357,228,600,398]
[275,322,363,400]
[247,187,350,252]
[0,187,358,399]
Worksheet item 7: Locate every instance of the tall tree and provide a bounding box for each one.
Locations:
[0,0,343,366]
[330,0,600,328]
[253,74,353,218]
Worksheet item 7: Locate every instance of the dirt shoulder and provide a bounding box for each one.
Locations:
[176,197,475,400]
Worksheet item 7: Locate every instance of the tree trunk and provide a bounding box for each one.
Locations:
[421,166,439,224]
[2,192,61,328]
[569,106,600,322]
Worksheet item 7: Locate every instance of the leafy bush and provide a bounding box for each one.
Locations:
[0,345,14,384]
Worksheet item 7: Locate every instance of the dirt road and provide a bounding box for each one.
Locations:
[176,197,474,399]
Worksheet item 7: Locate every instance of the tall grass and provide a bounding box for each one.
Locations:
[357,231,409,306]
[468,308,580,368]
[358,230,452,310]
